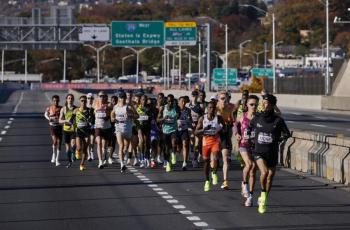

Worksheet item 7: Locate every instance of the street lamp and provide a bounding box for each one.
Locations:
[126,47,149,84]
[239,4,276,93]
[239,39,252,69]
[122,54,134,76]
[84,43,111,83]
[251,50,265,67]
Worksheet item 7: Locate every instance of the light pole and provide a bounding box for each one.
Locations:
[239,39,252,69]
[84,43,111,83]
[126,47,149,84]
[239,4,276,93]
[1,50,4,84]
[252,50,265,67]
[225,24,228,91]
[122,54,134,76]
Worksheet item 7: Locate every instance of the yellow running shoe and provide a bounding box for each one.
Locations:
[171,152,177,165]
[220,180,229,190]
[75,151,81,160]
[79,164,86,171]
[211,172,218,185]
[204,180,210,192]
[258,192,267,214]
[166,163,172,172]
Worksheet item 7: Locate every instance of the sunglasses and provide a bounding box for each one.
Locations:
[80,100,87,102]
[87,97,93,99]
[219,97,226,100]
[249,103,257,107]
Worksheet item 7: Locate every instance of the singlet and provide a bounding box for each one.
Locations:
[178,107,191,131]
[63,105,76,132]
[189,102,202,124]
[217,103,235,125]
[239,112,253,148]
[114,104,133,133]
[75,108,93,133]
[47,105,62,126]
[162,106,177,134]
[202,115,221,146]
[136,105,150,127]
[95,104,111,129]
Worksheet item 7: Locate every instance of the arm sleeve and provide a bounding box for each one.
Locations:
[280,119,291,139]
[44,109,50,121]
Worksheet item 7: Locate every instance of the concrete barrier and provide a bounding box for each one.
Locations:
[322,96,350,111]
[280,131,350,186]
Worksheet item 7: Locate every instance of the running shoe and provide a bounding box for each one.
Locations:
[163,161,168,168]
[79,164,86,171]
[126,158,131,166]
[170,152,176,165]
[166,163,172,172]
[55,161,61,167]
[245,194,253,207]
[241,182,249,198]
[204,180,210,192]
[133,158,139,166]
[121,165,127,173]
[145,159,150,168]
[157,156,163,164]
[211,172,218,185]
[150,160,156,168]
[51,154,56,163]
[192,159,198,168]
[87,157,92,162]
[108,157,113,165]
[182,161,187,171]
[98,163,104,169]
[66,162,72,168]
[75,151,81,160]
[140,160,145,168]
[220,180,229,190]
[258,192,267,214]
[90,150,95,160]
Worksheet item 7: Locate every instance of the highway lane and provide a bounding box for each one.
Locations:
[0,90,350,229]
[282,108,350,137]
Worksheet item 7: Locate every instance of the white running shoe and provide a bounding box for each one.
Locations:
[103,160,107,166]
[241,182,249,198]
[51,154,56,163]
[55,160,61,166]
[90,150,95,160]
[108,157,113,165]
[98,163,104,169]
[133,158,139,166]
[145,159,150,168]
[139,160,145,168]
[157,156,163,164]
[126,158,131,166]
[245,195,253,207]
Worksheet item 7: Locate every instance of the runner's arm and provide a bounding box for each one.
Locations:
[110,107,116,123]
[194,116,204,136]
[44,107,50,121]
[157,106,164,123]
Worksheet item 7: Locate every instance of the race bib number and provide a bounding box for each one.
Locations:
[116,115,127,122]
[204,128,216,136]
[243,130,249,140]
[178,120,188,130]
[164,117,175,124]
[258,132,273,144]
[77,121,87,128]
[138,115,149,121]
[96,112,106,119]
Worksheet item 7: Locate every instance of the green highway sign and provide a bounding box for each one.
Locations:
[212,68,237,85]
[251,68,273,78]
[165,22,197,46]
[111,21,164,47]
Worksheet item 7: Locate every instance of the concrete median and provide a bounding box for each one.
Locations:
[280,131,350,186]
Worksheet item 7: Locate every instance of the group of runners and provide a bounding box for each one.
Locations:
[44,89,290,214]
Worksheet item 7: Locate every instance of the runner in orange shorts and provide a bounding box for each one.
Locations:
[195,101,226,192]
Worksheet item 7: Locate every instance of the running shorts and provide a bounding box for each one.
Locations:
[220,125,233,150]
[50,125,62,138]
[177,130,189,141]
[253,152,278,168]
[95,128,112,140]
[202,141,220,160]
[63,131,76,144]
[163,132,177,144]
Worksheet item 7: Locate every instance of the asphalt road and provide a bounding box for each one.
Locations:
[1,90,350,229]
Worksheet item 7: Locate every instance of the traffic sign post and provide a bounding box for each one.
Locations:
[165,22,197,46]
[111,21,164,47]
[212,68,237,85]
[251,68,273,78]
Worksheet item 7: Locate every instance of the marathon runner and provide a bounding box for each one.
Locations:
[44,95,62,166]
[108,95,118,164]
[195,101,225,191]
[155,93,165,165]
[111,91,138,173]
[136,94,152,168]
[157,94,178,172]
[94,91,113,169]
[234,95,259,207]
[216,91,237,189]
[248,94,290,214]
[177,96,192,170]
[59,94,77,168]
[258,89,282,116]
[72,95,95,171]
[86,93,95,161]
[236,90,249,120]
[188,90,204,168]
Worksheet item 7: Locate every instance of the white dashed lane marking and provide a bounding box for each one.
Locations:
[1,130,7,135]
[4,125,10,129]
[128,166,213,229]
[311,124,326,128]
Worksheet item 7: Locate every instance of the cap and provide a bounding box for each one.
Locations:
[118,91,126,99]
[98,91,106,96]
[191,90,199,97]
[87,93,93,98]
[210,95,218,101]
[262,94,277,106]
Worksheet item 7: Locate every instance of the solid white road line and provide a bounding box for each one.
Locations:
[310,124,326,128]
[12,91,24,114]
